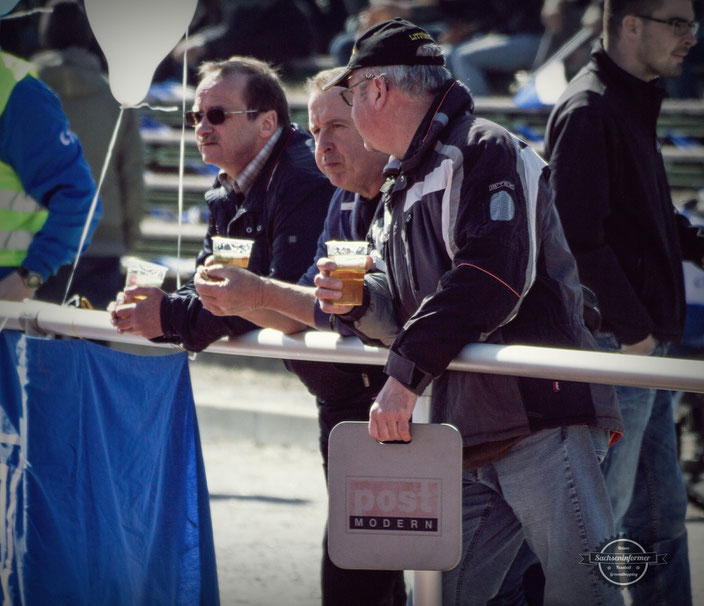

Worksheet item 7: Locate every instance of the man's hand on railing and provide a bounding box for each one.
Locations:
[108,287,165,339]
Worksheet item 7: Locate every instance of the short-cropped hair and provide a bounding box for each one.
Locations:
[198,56,291,127]
[305,67,348,96]
[604,0,666,39]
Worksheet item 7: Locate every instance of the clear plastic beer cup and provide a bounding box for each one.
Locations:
[326,240,368,306]
[211,236,254,268]
[123,258,168,300]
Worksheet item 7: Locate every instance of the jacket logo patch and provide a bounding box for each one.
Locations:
[59,129,77,146]
[489,181,515,192]
[489,191,515,221]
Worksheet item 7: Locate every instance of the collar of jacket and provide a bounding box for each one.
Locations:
[591,43,666,126]
[398,79,475,175]
[204,124,296,206]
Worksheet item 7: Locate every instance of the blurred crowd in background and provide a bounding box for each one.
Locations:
[2,0,703,98]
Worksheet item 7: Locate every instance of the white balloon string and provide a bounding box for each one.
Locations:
[128,102,179,112]
[176,28,190,290]
[62,107,124,306]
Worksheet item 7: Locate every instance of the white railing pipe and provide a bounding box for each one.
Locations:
[1,300,703,393]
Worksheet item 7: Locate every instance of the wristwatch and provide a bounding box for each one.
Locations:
[17,266,43,289]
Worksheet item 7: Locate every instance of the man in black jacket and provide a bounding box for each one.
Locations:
[316,18,623,605]
[111,56,332,351]
[545,1,703,603]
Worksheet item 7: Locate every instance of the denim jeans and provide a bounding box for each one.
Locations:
[596,333,692,606]
[447,33,542,96]
[442,426,624,606]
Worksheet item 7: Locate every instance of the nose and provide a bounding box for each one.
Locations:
[683,26,698,47]
[195,112,215,135]
[318,130,334,154]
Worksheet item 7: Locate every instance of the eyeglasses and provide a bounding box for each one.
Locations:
[185,107,259,127]
[340,73,385,107]
[635,14,700,36]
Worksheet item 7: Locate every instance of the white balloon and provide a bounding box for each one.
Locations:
[84,0,197,107]
[0,0,19,17]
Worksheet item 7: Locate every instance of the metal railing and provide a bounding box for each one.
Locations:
[3,299,703,394]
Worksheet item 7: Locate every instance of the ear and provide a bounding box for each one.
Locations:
[258,109,278,138]
[622,14,641,38]
[371,76,389,112]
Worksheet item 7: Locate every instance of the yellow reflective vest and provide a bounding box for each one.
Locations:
[0,52,48,267]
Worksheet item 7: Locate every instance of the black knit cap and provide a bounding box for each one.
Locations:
[322,18,445,90]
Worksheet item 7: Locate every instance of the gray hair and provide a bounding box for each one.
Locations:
[362,64,452,96]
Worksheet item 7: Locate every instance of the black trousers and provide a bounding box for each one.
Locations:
[318,399,407,606]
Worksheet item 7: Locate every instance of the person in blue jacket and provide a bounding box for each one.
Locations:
[0,49,101,302]
[193,68,406,605]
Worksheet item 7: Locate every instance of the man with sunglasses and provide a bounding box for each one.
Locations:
[544,0,704,603]
[111,56,332,352]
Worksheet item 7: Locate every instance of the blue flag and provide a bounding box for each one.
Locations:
[0,331,219,605]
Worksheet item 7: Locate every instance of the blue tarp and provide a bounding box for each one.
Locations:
[0,331,219,605]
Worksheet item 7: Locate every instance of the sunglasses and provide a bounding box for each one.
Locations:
[185,107,259,127]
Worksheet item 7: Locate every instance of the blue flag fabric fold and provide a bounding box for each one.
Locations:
[0,331,219,605]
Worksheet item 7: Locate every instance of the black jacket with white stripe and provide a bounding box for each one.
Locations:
[337,80,622,448]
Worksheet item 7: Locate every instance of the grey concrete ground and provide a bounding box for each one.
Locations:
[189,355,704,606]
[204,439,327,606]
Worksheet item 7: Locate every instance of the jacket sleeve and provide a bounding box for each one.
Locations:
[156,207,258,352]
[385,140,544,394]
[157,284,259,352]
[331,271,402,347]
[546,100,654,344]
[0,76,101,279]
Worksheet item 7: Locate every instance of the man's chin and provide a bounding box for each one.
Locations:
[199,150,220,165]
[328,175,352,191]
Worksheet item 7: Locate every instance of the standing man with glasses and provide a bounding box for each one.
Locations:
[545,0,704,603]
[110,56,332,351]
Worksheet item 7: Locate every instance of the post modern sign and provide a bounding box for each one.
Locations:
[347,477,441,533]
[328,422,462,571]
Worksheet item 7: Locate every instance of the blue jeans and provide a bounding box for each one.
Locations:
[443,426,624,606]
[447,33,542,96]
[596,334,692,605]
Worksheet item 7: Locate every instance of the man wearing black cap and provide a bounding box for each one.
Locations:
[315,18,624,605]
